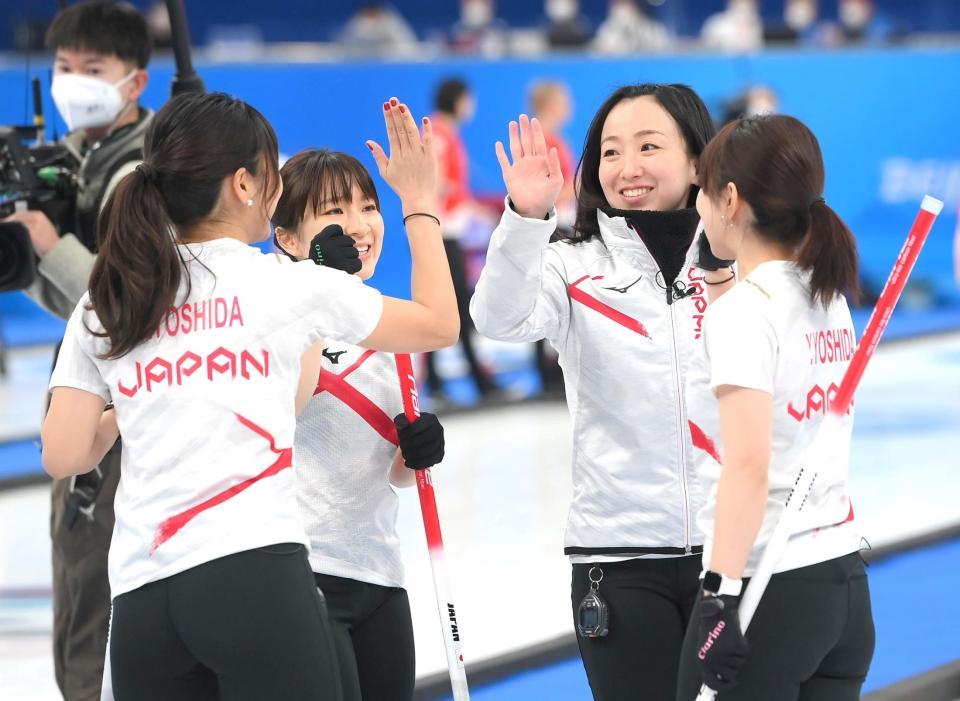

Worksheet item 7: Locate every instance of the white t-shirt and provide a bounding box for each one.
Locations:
[296,345,405,588]
[685,260,861,577]
[49,237,383,598]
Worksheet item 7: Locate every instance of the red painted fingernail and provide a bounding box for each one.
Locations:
[390,98,398,106]
[399,104,406,114]
[422,117,428,124]
[383,102,389,111]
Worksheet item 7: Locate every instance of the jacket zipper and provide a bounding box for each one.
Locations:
[667,299,693,554]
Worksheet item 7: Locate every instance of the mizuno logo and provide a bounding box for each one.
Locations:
[322,348,347,364]
[602,276,643,294]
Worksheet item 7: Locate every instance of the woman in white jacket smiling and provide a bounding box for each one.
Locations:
[470,84,732,700]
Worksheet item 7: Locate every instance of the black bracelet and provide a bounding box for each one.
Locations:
[402,212,440,227]
[704,273,736,286]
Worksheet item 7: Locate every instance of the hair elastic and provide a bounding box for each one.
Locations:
[402,212,440,227]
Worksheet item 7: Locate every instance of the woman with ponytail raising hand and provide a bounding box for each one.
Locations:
[40,92,457,700]
[678,115,874,700]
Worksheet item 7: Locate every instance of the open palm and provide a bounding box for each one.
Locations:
[367,97,438,211]
[495,114,564,220]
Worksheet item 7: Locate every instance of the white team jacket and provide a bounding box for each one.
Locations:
[470,204,710,559]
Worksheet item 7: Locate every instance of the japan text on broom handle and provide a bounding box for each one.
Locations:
[696,195,944,701]
[395,353,471,701]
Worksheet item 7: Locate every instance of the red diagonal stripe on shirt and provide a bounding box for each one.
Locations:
[338,348,377,381]
[568,275,651,339]
[688,420,722,464]
[150,413,293,554]
[316,371,399,447]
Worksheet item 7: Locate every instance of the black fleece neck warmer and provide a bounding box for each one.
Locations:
[602,206,700,287]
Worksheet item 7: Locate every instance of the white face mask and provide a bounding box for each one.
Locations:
[462,1,492,27]
[546,0,577,22]
[729,0,756,16]
[610,3,637,22]
[51,70,136,132]
[785,1,816,31]
[839,2,871,29]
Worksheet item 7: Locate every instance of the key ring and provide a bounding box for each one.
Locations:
[589,565,604,590]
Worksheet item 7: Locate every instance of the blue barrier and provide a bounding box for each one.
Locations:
[1,48,958,313]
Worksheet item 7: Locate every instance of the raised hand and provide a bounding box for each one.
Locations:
[366,97,438,216]
[495,114,564,220]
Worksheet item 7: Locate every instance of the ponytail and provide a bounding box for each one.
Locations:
[699,115,861,309]
[797,200,860,307]
[84,91,280,359]
[88,166,185,358]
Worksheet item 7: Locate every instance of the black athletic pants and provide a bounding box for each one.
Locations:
[571,555,703,701]
[111,543,342,701]
[426,238,494,397]
[676,552,875,701]
[315,573,416,701]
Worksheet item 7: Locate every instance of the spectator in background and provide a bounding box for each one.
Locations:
[701,0,763,53]
[593,0,670,55]
[340,3,420,58]
[146,1,172,49]
[449,0,508,57]
[718,84,779,126]
[839,0,901,44]
[545,0,592,51]
[529,80,576,398]
[427,78,501,404]
[529,81,576,223]
[765,0,838,47]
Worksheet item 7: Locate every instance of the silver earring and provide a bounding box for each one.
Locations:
[246,199,254,207]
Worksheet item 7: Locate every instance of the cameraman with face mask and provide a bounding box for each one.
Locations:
[1,2,152,699]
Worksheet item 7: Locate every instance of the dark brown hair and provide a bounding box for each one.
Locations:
[89,91,280,358]
[698,114,860,306]
[272,148,380,260]
[570,83,716,243]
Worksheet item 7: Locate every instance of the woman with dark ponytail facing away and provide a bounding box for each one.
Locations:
[40,91,457,700]
[678,114,874,700]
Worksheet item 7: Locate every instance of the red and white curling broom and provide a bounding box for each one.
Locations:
[395,353,471,701]
[697,195,944,701]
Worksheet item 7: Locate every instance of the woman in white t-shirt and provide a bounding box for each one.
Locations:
[271,147,446,701]
[41,91,457,701]
[678,114,874,700]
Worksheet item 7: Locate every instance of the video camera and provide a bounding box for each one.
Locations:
[0,119,80,292]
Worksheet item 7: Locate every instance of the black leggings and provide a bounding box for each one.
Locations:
[315,573,415,701]
[676,552,875,701]
[571,555,703,701]
[111,543,341,701]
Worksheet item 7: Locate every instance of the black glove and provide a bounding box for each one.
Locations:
[695,593,749,692]
[308,224,361,274]
[394,412,444,470]
[696,231,735,272]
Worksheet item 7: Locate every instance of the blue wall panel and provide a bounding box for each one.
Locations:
[2,48,958,306]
